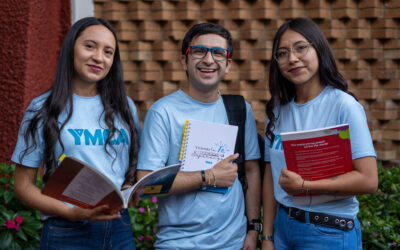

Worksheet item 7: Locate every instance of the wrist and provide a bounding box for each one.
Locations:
[247,218,262,233]
[261,235,274,242]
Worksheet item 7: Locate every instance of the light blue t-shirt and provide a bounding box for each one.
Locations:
[265,86,376,218]
[137,89,260,249]
[12,92,141,191]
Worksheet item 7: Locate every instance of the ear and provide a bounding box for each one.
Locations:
[181,54,187,71]
[225,58,232,73]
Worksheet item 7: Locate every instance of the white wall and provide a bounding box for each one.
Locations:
[71,0,94,24]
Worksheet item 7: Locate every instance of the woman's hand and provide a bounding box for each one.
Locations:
[67,205,122,221]
[278,168,304,195]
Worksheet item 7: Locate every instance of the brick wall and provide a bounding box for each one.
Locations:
[94,0,400,166]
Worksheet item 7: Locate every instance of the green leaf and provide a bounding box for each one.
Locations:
[16,229,28,241]
[4,190,15,203]
[0,231,13,249]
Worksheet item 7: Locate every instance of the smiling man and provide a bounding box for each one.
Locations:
[137,23,261,250]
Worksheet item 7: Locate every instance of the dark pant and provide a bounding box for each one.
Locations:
[40,209,136,250]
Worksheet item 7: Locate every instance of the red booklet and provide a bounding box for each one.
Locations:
[281,124,353,204]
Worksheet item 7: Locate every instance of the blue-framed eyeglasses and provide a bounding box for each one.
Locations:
[186,45,231,61]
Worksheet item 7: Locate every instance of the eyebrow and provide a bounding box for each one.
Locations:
[278,40,309,49]
[84,39,115,51]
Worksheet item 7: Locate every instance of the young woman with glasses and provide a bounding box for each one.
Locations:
[262,17,378,250]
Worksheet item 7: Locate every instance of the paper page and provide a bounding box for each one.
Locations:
[62,167,115,206]
[181,120,238,172]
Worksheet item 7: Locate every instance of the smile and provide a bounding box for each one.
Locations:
[88,65,102,73]
[288,66,305,73]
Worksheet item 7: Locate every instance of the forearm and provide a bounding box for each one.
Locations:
[305,156,378,195]
[14,165,74,220]
[244,160,261,221]
[137,169,202,195]
[262,163,276,236]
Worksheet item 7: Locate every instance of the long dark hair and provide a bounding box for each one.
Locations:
[266,17,355,142]
[20,17,139,185]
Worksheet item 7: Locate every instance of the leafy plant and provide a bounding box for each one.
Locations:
[128,196,158,249]
[358,163,400,249]
[0,163,42,250]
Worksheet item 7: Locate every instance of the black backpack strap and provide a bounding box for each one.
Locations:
[221,94,247,194]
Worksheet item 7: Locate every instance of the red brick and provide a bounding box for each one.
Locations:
[103,11,127,21]
[357,79,380,89]
[130,89,155,101]
[372,68,398,80]
[370,110,398,120]
[371,100,397,110]
[128,10,151,21]
[343,69,370,80]
[128,1,151,11]
[164,71,186,81]
[139,61,162,71]
[386,8,400,18]
[279,8,305,19]
[307,8,331,19]
[140,71,161,82]
[305,0,330,8]
[232,40,253,60]
[353,89,381,100]
[155,81,179,91]
[359,8,383,18]
[129,41,152,51]
[383,120,400,130]
[279,0,304,8]
[383,130,400,141]
[376,149,397,161]
[332,0,357,8]
[358,48,383,60]
[383,49,400,60]
[175,1,200,20]
[383,80,400,89]
[103,2,126,11]
[202,0,226,10]
[253,8,278,20]
[331,8,358,19]
[383,89,400,100]
[372,28,397,39]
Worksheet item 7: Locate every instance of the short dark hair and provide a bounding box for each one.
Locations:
[181,23,233,57]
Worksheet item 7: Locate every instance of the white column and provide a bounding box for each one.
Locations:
[70,0,94,24]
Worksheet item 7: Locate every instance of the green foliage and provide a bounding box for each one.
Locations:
[128,196,158,249]
[0,163,42,250]
[358,163,400,249]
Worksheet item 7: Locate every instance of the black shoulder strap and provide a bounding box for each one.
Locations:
[221,94,247,194]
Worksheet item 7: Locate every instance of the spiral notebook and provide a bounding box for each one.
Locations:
[179,119,238,193]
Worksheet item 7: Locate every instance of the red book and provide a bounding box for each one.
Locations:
[281,124,352,204]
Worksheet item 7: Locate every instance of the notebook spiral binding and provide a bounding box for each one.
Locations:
[179,120,190,169]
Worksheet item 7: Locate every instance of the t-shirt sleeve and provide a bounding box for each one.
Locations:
[137,108,170,171]
[244,102,261,160]
[11,100,44,168]
[340,99,376,159]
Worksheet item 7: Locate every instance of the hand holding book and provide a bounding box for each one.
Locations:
[208,153,239,187]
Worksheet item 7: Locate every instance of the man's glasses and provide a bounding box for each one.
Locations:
[274,42,312,64]
[186,45,231,61]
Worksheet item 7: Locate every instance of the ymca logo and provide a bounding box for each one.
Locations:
[67,129,129,146]
[270,134,283,151]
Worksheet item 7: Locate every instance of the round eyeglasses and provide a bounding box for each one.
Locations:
[186,45,231,61]
[274,42,312,64]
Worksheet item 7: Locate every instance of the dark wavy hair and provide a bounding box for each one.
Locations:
[181,22,233,58]
[265,17,356,142]
[20,17,139,185]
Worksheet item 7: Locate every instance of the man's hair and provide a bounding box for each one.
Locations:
[181,23,233,57]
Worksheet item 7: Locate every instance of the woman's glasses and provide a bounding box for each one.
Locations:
[186,45,231,61]
[274,42,312,64]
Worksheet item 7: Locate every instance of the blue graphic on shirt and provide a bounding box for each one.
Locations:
[67,128,129,146]
[270,134,283,151]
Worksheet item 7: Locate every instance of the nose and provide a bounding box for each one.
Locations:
[202,50,214,64]
[92,49,103,62]
[288,48,299,63]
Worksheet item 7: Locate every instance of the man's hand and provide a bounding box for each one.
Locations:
[208,153,239,187]
[261,239,274,250]
[242,230,258,250]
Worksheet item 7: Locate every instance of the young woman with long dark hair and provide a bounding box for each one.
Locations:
[12,17,140,249]
[262,18,377,250]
